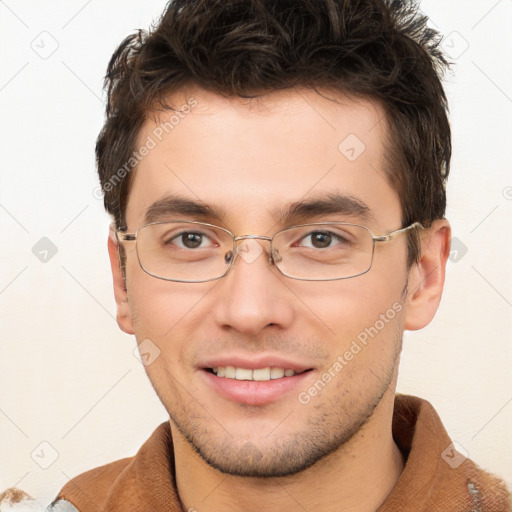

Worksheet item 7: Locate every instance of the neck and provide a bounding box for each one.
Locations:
[172,388,404,512]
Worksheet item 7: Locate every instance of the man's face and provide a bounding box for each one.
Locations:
[120,87,411,477]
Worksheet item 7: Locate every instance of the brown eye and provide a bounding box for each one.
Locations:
[296,230,350,250]
[310,232,332,249]
[181,233,203,249]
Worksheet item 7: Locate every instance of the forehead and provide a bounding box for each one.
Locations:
[126,86,400,231]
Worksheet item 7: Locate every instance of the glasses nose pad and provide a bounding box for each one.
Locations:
[224,250,235,265]
[270,248,282,265]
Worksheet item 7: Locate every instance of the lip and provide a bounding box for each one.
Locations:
[199,354,315,373]
[200,369,314,406]
[198,354,316,406]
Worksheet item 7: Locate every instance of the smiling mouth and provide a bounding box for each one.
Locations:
[205,366,312,381]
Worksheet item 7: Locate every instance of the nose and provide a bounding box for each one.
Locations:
[212,238,295,335]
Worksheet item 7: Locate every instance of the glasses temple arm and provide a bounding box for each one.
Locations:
[373,222,424,243]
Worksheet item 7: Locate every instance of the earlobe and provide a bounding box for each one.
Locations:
[403,219,451,331]
[107,226,135,335]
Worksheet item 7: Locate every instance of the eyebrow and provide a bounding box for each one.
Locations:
[143,192,372,226]
[274,193,372,225]
[144,195,226,224]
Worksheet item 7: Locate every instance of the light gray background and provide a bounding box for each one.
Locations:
[1,0,511,502]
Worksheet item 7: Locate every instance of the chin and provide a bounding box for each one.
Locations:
[176,416,365,479]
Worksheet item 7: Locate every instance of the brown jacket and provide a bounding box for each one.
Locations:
[56,395,511,511]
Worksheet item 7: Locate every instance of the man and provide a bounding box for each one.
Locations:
[49,0,510,510]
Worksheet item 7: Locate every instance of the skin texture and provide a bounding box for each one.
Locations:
[108,86,450,512]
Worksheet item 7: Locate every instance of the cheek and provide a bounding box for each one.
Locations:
[292,270,406,341]
[126,269,218,364]
[127,280,212,400]
[318,299,404,405]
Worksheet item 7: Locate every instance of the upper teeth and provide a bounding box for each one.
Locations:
[212,366,297,381]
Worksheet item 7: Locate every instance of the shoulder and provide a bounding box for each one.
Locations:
[56,456,135,511]
[55,422,173,511]
[389,394,512,511]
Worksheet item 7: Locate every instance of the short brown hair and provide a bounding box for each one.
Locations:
[97,0,451,265]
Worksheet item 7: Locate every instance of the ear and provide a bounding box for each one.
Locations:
[108,226,135,335]
[404,219,451,331]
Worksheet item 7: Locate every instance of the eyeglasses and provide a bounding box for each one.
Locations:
[116,220,423,283]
